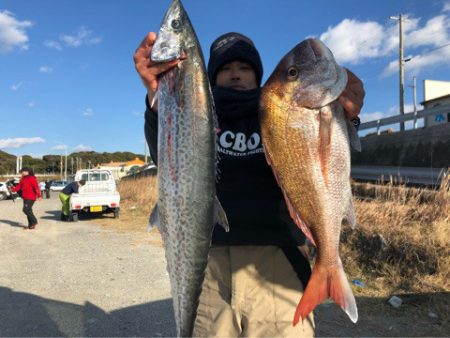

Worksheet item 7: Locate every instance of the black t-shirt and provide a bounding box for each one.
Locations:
[144,87,305,247]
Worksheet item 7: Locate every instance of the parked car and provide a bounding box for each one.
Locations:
[68,169,120,221]
[50,180,68,192]
[0,179,20,200]
[0,182,11,200]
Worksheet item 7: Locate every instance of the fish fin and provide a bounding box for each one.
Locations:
[282,191,317,247]
[148,203,160,231]
[319,106,333,188]
[214,196,229,232]
[293,260,358,326]
[346,119,362,152]
[150,94,158,110]
[343,198,356,229]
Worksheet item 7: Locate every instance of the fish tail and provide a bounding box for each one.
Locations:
[293,261,358,326]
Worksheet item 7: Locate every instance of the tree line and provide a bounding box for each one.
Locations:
[0,150,146,175]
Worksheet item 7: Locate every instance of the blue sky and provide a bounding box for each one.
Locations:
[1,0,449,158]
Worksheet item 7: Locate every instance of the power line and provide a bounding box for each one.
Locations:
[406,43,450,61]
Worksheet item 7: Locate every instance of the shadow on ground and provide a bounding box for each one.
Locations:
[315,292,448,337]
[40,210,116,222]
[40,210,62,221]
[0,286,176,337]
[0,286,447,337]
[0,219,26,228]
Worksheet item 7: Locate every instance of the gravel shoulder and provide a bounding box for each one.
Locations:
[0,196,176,337]
[0,195,447,337]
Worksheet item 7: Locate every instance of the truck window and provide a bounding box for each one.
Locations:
[79,172,110,182]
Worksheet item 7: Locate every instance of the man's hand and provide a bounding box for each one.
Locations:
[339,68,365,120]
[133,32,180,108]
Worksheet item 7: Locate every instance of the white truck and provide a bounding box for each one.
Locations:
[68,169,120,221]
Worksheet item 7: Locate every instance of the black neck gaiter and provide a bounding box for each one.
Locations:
[213,86,261,120]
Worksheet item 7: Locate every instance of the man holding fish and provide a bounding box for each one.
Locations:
[134,5,364,336]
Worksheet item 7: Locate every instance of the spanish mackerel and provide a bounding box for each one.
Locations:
[259,38,361,325]
[149,0,227,336]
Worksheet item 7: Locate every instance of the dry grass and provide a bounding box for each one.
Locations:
[113,173,449,296]
[90,174,158,235]
[110,172,449,329]
[114,173,450,286]
[343,173,449,308]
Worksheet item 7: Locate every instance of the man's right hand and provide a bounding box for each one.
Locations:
[133,32,180,109]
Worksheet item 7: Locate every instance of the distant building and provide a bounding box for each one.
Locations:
[95,157,145,180]
[422,80,450,127]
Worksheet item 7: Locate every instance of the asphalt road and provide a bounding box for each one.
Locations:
[0,196,176,337]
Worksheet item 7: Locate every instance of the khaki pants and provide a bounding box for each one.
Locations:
[193,246,315,337]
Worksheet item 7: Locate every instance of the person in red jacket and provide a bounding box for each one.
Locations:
[10,167,42,230]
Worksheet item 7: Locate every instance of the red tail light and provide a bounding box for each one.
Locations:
[111,203,117,207]
[74,205,81,209]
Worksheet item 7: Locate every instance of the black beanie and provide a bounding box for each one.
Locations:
[208,32,263,86]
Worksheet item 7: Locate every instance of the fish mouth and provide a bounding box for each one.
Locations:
[306,38,331,62]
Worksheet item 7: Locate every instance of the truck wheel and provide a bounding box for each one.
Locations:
[0,193,6,201]
[113,209,120,219]
[71,213,79,222]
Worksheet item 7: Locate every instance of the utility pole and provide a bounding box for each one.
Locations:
[391,14,406,131]
[409,76,418,129]
[64,147,68,182]
[71,157,74,174]
[60,155,63,180]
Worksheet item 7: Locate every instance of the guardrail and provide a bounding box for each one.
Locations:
[351,165,448,187]
[121,166,157,181]
[359,103,450,133]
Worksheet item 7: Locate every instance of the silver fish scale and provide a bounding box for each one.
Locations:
[156,44,217,337]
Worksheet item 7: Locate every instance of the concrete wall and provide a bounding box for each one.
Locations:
[423,80,450,126]
[425,96,450,126]
[352,123,450,168]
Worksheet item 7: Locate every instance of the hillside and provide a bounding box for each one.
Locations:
[0,150,146,175]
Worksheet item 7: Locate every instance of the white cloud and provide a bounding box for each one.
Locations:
[51,144,67,151]
[320,12,450,76]
[60,26,101,48]
[28,101,35,108]
[320,19,385,64]
[406,15,449,49]
[360,111,387,123]
[43,40,62,50]
[0,10,32,54]
[82,108,94,117]
[11,82,22,91]
[360,107,401,123]
[0,137,45,149]
[73,144,92,152]
[39,66,53,73]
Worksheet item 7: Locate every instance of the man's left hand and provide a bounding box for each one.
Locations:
[339,68,365,120]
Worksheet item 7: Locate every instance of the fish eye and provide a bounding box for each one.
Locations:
[287,67,299,80]
[171,19,181,30]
